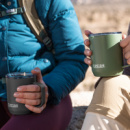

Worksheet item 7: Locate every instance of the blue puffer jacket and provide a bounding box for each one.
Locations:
[0,0,88,104]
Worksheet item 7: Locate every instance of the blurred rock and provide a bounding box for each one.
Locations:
[71,0,130,5]
[67,91,94,130]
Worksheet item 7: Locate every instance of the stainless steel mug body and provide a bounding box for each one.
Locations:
[89,32,123,77]
[6,73,36,115]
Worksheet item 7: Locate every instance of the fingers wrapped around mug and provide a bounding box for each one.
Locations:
[24,84,49,114]
[84,57,92,66]
[84,30,92,47]
[14,67,49,113]
[85,30,92,37]
[84,49,92,66]
[14,82,49,113]
[84,49,92,57]
[84,30,93,66]
[120,35,130,65]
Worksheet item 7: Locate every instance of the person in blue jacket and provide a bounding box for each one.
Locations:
[0,0,88,130]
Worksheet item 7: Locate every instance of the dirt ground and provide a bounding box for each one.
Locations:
[68,3,130,130]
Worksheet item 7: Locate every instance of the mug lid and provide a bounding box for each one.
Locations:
[6,72,35,79]
[89,32,122,37]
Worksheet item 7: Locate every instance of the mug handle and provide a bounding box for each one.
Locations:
[33,82,45,107]
[122,64,130,68]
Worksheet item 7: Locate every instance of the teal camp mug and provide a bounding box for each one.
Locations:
[89,32,126,77]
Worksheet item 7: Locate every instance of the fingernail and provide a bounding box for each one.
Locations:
[14,93,19,97]
[17,87,22,91]
[88,60,92,65]
[34,68,39,72]
[86,59,89,64]
[88,60,91,64]
[86,50,90,55]
[84,40,87,44]
[25,104,29,108]
[16,98,21,102]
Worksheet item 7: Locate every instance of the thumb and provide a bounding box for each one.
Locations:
[31,67,43,83]
[122,34,126,39]
[120,34,128,48]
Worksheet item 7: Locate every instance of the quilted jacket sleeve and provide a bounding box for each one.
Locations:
[37,0,88,104]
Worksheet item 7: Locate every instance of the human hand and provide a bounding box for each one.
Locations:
[84,30,92,66]
[14,67,48,113]
[120,35,130,64]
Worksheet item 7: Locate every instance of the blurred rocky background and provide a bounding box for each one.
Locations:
[71,0,130,5]
[68,0,130,129]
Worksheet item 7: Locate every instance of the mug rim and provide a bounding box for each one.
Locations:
[89,32,122,37]
[6,72,35,79]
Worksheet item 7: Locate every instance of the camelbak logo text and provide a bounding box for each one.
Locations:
[8,103,18,108]
[93,64,105,68]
